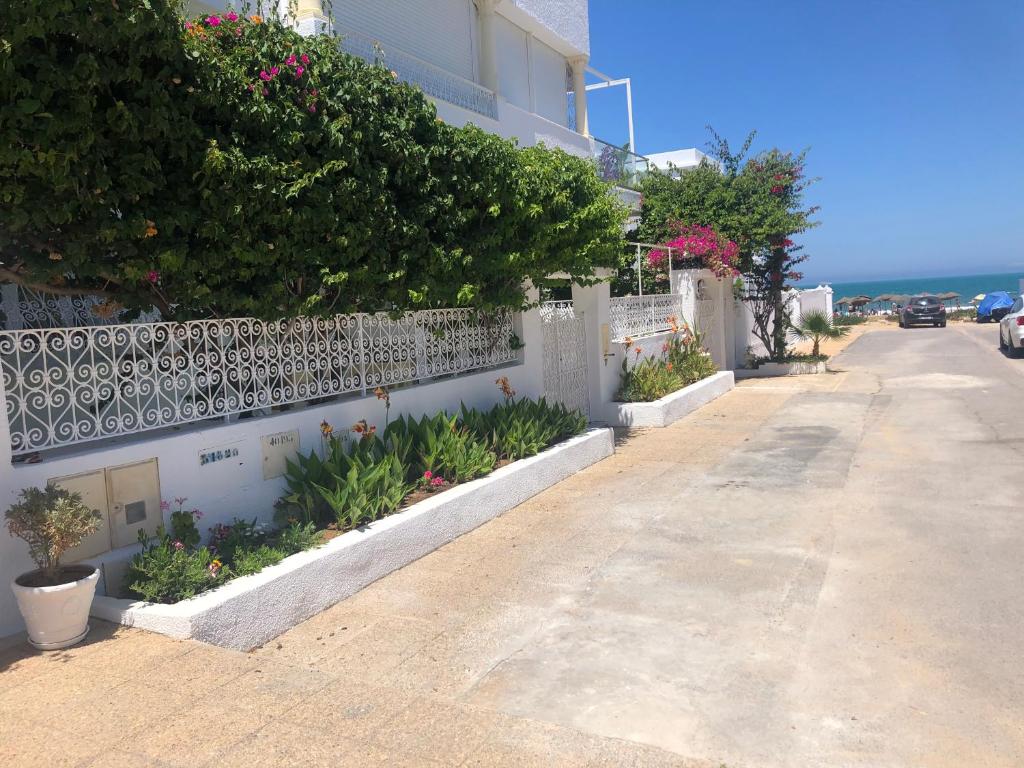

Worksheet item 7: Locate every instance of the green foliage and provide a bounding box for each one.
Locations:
[789,309,850,357]
[314,454,410,531]
[617,328,718,403]
[460,398,587,461]
[232,544,285,577]
[4,485,102,584]
[124,526,228,603]
[1,5,624,318]
[124,518,321,603]
[277,397,585,530]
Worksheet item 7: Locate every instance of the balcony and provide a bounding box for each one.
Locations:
[591,137,651,191]
[337,28,498,120]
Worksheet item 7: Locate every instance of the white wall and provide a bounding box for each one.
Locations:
[530,37,569,127]
[796,285,834,322]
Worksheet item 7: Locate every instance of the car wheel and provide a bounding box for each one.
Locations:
[1008,338,1019,358]
[940,321,946,328]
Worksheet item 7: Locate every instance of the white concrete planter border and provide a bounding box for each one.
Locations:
[734,360,828,379]
[607,370,734,428]
[90,428,614,650]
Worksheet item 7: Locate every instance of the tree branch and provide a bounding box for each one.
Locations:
[0,266,118,300]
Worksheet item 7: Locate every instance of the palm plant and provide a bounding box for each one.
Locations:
[789,309,850,358]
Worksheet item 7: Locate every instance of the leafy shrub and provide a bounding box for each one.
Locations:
[208,518,264,563]
[232,545,285,577]
[124,527,227,603]
[275,520,322,554]
[617,323,717,403]
[4,485,103,585]
[2,5,624,318]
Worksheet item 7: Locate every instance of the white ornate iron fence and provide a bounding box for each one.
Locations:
[338,28,498,120]
[0,309,514,455]
[540,302,588,417]
[608,294,684,341]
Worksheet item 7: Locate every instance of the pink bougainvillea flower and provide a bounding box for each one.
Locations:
[173,540,184,551]
[270,66,279,76]
[225,11,238,21]
[145,269,160,284]
[431,477,444,487]
[259,70,271,82]
[300,53,310,65]
[206,15,221,26]
[294,66,304,77]
[247,83,255,92]
[184,21,193,30]
[285,54,297,66]
[308,104,317,113]
[423,470,433,479]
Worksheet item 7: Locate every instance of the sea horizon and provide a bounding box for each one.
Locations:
[798,270,1024,303]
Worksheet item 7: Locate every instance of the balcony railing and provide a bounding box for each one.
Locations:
[338,28,498,120]
[591,137,651,191]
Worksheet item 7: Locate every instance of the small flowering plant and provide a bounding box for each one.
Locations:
[417,470,447,493]
[165,496,203,550]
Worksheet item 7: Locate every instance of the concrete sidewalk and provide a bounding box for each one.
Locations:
[3,326,1023,767]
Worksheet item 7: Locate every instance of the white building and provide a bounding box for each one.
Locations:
[646,148,716,175]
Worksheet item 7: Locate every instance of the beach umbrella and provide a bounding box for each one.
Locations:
[849,295,872,307]
[872,294,892,302]
[937,291,960,300]
[972,293,986,303]
[889,294,911,305]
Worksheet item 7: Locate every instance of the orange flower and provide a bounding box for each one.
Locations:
[666,363,673,371]
[249,14,263,23]
[623,336,633,349]
[320,420,334,437]
[496,376,516,400]
[144,219,158,238]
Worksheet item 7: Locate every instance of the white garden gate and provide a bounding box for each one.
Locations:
[539,301,589,418]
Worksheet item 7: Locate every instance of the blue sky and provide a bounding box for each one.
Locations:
[585,0,1024,283]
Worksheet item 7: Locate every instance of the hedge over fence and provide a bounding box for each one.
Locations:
[0,1,625,320]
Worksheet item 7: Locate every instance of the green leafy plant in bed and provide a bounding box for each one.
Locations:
[617,318,717,403]
[461,398,587,461]
[124,501,322,603]
[277,392,586,533]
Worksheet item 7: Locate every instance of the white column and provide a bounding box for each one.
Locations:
[516,283,546,401]
[476,0,500,93]
[569,55,589,136]
[294,0,329,36]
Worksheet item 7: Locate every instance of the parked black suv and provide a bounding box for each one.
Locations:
[899,295,946,328]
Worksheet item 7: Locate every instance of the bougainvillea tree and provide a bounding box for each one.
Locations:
[0,1,624,320]
[637,128,818,361]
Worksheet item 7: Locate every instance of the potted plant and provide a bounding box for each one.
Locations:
[6,485,103,650]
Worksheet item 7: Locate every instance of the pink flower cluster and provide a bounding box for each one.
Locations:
[647,223,740,279]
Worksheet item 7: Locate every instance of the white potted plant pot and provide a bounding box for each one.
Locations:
[5,485,104,651]
[11,565,101,650]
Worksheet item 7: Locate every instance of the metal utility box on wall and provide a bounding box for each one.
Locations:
[53,458,161,561]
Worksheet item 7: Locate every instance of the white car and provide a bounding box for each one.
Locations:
[998,296,1024,356]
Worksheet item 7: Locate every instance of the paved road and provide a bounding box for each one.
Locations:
[2,323,1022,767]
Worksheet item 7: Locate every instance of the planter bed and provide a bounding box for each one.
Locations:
[90,427,614,650]
[733,360,827,379]
[608,370,734,428]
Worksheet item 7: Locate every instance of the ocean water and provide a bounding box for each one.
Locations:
[800,271,1024,305]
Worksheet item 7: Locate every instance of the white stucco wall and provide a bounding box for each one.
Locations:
[796,285,834,321]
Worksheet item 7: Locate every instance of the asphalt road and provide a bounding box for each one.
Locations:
[465,322,1024,767]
